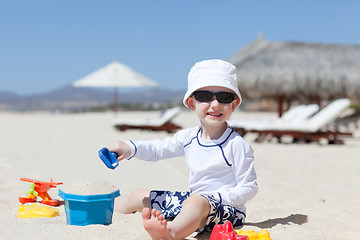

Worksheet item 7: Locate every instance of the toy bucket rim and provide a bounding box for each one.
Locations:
[58,189,120,202]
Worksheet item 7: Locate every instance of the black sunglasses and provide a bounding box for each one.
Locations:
[192,91,236,104]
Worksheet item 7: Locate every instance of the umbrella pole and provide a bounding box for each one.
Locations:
[114,87,119,112]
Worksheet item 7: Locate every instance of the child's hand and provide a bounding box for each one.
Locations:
[108,141,131,161]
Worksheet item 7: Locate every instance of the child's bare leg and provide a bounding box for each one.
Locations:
[142,193,210,240]
[115,189,151,214]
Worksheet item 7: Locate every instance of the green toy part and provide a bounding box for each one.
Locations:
[25,183,38,197]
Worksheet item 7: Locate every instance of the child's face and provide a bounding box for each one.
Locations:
[186,86,240,128]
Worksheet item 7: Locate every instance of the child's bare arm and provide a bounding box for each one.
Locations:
[108,141,132,161]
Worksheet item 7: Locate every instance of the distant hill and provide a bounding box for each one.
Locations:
[0,85,185,112]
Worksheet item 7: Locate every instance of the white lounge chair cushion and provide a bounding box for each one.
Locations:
[112,107,181,127]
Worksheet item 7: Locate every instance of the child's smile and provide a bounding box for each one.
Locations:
[207,112,223,118]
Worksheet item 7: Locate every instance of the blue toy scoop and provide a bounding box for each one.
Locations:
[98,147,119,170]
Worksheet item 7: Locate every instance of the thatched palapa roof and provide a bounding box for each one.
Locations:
[228,34,360,113]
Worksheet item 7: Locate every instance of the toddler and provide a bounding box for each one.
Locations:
[108,59,258,240]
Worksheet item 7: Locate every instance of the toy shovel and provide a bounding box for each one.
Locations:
[98,147,119,170]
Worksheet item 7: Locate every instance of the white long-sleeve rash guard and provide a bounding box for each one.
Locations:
[126,125,258,213]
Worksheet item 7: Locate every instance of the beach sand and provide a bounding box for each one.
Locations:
[0,110,359,239]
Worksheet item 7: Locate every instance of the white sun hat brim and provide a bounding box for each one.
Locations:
[183,59,242,108]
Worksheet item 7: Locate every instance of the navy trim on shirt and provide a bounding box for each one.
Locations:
[185,127,234,167]
[128,140,137,160]
[217,192,223,204]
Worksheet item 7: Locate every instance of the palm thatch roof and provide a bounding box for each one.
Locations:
[228,34,360,115]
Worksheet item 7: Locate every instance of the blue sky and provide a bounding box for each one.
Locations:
[1,1,359,95]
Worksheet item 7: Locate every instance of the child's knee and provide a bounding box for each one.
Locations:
[116,189,151,213]
[130,189,150,198]
[185,194,210,212]
[130,189,151,205]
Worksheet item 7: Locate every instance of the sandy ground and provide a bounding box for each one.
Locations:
[0,110,359,239]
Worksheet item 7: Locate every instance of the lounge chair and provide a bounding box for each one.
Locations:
[229,104,319,136]
[334,109,360,130]
[113,107,182,133]
[232,99,353,144]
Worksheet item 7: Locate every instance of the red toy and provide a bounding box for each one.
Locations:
[19,178,63,206]
[209,221,248,240]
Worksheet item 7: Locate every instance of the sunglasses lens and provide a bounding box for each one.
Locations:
[216,92,235,103]
[193,91,213,102]
[193,91,235,103]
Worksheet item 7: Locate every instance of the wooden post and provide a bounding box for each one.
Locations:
[316,97,322,109]
[277,95,284,117]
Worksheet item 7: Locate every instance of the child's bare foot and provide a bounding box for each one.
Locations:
[142,208,174,240]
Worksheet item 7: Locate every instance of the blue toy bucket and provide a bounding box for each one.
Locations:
[58,189,120,226]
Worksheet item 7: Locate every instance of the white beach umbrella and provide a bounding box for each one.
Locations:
[73,60,157,110]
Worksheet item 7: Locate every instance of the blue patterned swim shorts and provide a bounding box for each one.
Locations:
[150,190,246,231]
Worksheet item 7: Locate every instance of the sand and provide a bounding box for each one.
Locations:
[60,179,119,195]
[0,110,359,239]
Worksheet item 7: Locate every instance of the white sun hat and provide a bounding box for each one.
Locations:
[183,59,242,108]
